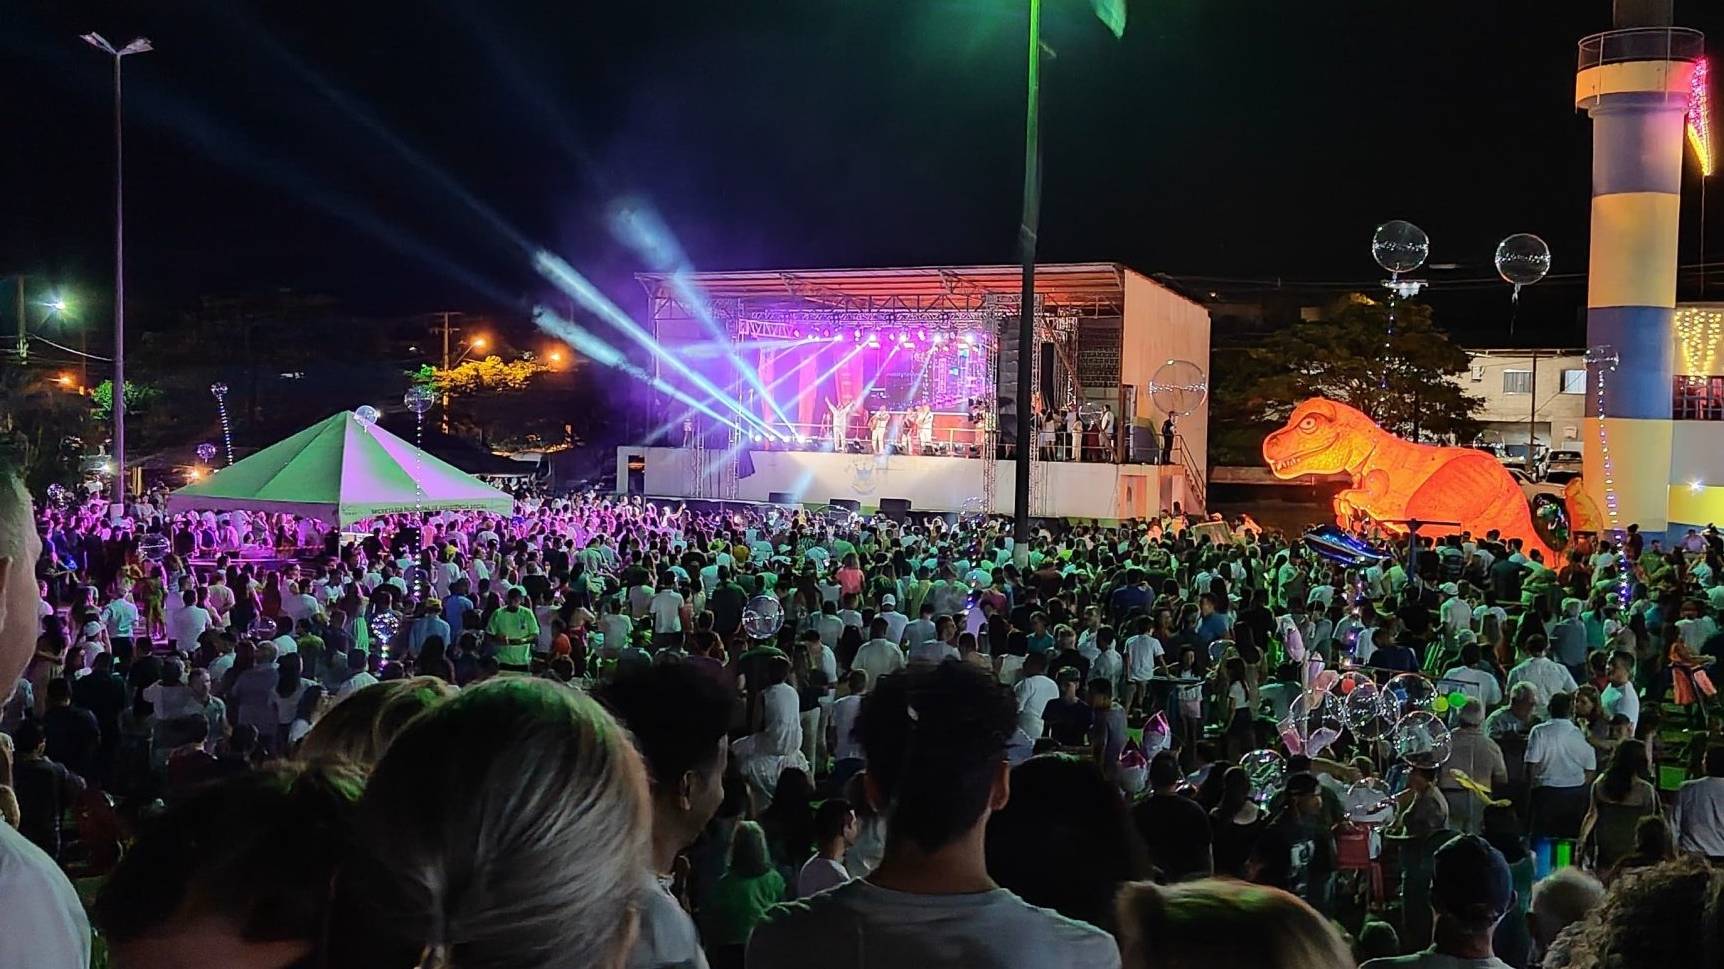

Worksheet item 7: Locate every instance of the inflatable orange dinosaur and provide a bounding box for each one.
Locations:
[1263,398,1559,563]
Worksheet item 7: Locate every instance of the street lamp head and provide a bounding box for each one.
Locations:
[548,349,564,364]
[80,32,116,54]
[119,38,153,55]
[471,337,488,350]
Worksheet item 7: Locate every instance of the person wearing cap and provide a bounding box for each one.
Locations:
[1441,698,1507,835]
[875,593,908,646]
[1439,582,1472,638]
[1247,771,1335,915]
[1361,833,1517,969]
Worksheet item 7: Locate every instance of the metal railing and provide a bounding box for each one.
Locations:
[1578,26,1703,70]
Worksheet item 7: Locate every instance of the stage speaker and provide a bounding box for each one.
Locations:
[1127,424,1159,463]
[829,498,861,512]
[768,491,799,504]
[878,498,912,522]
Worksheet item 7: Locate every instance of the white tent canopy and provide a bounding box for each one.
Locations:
[167,410,513,526]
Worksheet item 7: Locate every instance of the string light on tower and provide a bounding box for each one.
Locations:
[1585,345,1631,605]
[1690,56,1714,178]
[210,383,234,465]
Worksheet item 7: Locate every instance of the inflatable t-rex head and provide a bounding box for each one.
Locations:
[1262,398,1380,478]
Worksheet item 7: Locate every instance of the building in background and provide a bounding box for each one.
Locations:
[1453,348,1587,457]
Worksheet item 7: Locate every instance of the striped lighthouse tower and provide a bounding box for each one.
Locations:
[1576,8,1702,538]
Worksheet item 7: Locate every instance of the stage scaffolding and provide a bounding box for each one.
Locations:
[641,265,1133,515]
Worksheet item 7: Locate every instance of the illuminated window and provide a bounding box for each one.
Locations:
[1673,376,1724,421]
[1560,369,1585,394]
[1503,370,1532,395]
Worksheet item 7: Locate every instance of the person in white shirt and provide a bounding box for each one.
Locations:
[900,603,937,653]
[1122,618,1164,715]
[749,661,1119,969]
[1439,583,1474,637]
[166,589,212,652]
[1011,653,1058,740]
[811,601,845,650]
[596,598,633,653]
[0,473,94,969]
[877,596,909,645]
[1599,651,1640,733]
[1673,747,1724,860]
[828,671,868,767]
[1524,692,1597,840]
[648,582,684,644]
[1506,635,1576,715]
[853,617,907,691]
[1440,642,1503,709]
[100,589,139,648]
[281,582,320,625]
[796,799,858,899]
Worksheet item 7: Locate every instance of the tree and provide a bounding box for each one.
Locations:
[89,379,162,422]
[1210,295,1482,465]
[415,354,553,447]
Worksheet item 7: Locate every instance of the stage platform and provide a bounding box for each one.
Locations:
[616,446,1199,520]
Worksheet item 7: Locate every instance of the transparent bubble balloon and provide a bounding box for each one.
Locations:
[1281,689,1346,758]
[959,495,988,526]
[742,595,784,639]
[247,616,279,640]
[1343,679,1397,741]
[1240,748,1286,805]
[822,504,856,527]
[195,442,218,464]
[1207,637,1235,665]
[1328,670,1375,699]
[210,382,229,398]
[370,611,402,647]
[403,386,437,416]
[1371,220,1429,275]
[1392,710,1453,768]
[1495,233,1551,294]
[1149,360,1208,418]
[1344,777,1397,824]
[1383,672,1438,719]
[355,405,381,425]
[137,533,171,561]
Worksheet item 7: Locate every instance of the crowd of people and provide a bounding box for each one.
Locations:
[3,453,1724,969]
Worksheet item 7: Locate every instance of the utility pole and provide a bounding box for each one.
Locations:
[13,275,26,362]
[1012,0,1043,569]
[82,33,152,513]
[1526,348,1539,478]
[435,310,460,434]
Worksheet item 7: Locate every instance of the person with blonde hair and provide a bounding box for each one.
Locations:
[1115,877,1354,969]
[324,678,652,969]
[295,676,458,770]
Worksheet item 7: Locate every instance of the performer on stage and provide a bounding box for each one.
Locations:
[870,406,891,454]
[914,403,935,455]
[1099,405,1116,461]
[825,397,854,452]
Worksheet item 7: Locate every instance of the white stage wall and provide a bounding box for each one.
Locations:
[617,447,1196,520]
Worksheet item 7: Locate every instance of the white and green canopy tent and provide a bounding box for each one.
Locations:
[167,410,513,526]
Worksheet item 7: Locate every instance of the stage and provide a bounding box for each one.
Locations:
[616,446,1198,520]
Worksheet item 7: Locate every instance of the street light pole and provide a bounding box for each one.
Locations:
[82,32,152,514]
[436,310,460,434]
[1012,0,1042,568]
[13,275,26,362]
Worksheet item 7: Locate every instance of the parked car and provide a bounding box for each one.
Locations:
[1507,466,1564,502]
[1496,443,1548,479]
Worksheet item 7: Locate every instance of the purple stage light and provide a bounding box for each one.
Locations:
[792,327,802,338]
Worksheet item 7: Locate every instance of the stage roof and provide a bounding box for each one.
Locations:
[638,263,1204,315]
[167,410,513,525]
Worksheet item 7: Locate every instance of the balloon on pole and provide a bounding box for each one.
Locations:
[1494,233,1552,302]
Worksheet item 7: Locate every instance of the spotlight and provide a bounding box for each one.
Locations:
[962,333,976,346]
[1691,480,1706,494]
[917,328,927,341]
[933,333,946,345]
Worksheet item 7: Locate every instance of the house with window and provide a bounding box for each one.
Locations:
[1450,348,1588,455]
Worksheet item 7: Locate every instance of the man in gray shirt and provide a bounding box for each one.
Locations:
[749,662,1119,969]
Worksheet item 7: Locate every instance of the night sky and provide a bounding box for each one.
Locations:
[5,0,1724,348]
